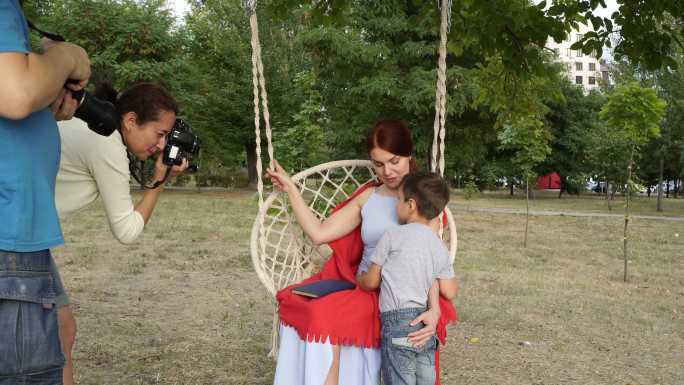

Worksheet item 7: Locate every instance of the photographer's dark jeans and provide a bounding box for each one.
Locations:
[0,250,64,384]
[380,307,437,385]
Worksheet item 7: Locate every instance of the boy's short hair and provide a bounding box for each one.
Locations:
[401,171,450,220]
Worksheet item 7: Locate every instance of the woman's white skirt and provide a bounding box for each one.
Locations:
[273,324,381,385]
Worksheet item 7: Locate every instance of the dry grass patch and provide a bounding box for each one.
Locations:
[55,190,683,384]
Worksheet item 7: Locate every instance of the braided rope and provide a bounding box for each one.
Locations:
[249,13,265,209]
[253,20,275,170]
[431,0,450,177]
[431,0,451,237]
[246,0,278,357]
[242,0,258,15]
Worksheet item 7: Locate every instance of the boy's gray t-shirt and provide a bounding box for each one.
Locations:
[370,222,455,313]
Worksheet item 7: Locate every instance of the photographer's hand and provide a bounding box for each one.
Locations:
[0,40,90,119]
[50,89,79,121]
[169,158,189,179]
[150,155,189,186]
[41,38,90,91]
[134,155,188,226]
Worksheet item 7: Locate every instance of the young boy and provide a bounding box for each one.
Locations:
[358,171,458,385]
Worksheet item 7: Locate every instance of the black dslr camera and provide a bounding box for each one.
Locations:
[163,118,201,173]
[71,89,118,136]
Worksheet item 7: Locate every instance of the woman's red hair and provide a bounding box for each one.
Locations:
[367,120,417,170]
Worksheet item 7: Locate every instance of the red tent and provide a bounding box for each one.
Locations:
[536,172,561,189]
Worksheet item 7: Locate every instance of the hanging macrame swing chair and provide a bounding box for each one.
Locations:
[244,0,456,357]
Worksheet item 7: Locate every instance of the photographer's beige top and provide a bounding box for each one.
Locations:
[55,118,144,244]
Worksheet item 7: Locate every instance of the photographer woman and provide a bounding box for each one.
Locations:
[53,82,188,385]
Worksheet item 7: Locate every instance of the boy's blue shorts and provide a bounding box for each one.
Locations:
[380,307,438,385]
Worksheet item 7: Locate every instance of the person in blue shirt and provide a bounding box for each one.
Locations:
[0,1,90,383]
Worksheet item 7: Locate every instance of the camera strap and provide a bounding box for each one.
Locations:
[148,167,172,189]
[128,154,172,190]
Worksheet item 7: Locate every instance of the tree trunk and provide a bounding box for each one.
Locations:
[657,156,665,211]
[509,178,514,196]
[623,147,635,283]
[245,141,258,188]
[524,176,530,248]
[558,175,564,199]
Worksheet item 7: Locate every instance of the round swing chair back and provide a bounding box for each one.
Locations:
[250,159,457,297]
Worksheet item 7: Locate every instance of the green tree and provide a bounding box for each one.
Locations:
[498,117,552,247]
[274,70,327,171]
[27,0,185,88]
[474,55,558,246]
[541,84,607,197]
[600,81,666,281]
[184,0,307,184]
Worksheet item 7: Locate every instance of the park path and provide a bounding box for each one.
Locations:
[449,203,684,222]
[159,186,684,222]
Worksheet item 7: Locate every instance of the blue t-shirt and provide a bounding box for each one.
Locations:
[0,0,64,251]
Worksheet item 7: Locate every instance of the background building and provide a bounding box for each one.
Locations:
[547,23,611,92]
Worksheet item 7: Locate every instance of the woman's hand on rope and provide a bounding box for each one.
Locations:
[407,307,440,348]
[265,159,295,192]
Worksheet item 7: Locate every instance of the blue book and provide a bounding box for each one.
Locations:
[292,279,356,298]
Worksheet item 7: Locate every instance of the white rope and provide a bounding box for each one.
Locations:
[242,0,258,15]
[252,17,275,170]
[246,0,278,357]
[431,0,450,237]
[436,0,453,32]
[248,12,275,205]
[249,13,264,209]
[431,0,450,177]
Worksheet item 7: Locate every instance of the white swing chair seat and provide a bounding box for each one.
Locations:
[250,159,457,297]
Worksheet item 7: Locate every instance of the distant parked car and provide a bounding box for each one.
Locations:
[589,181,606,194]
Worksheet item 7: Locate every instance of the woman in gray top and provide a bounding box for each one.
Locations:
[267,120,443,385]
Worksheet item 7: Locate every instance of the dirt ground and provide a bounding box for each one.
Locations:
[55,190,684,385]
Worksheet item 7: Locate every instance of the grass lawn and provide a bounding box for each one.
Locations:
[56,190,684,384]
[451,189,684,217]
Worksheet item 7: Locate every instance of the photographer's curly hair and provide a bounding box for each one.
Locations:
[95,81,178,126]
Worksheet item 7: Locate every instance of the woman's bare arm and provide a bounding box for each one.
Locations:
[266,160,373,245]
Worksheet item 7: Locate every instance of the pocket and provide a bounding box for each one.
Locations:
[0,301,21,375]
[0,272,62,376]
[383,341,417,377]
[17,300,65,374]
[0,272,57,304]
[389,326,437,354]
[0,300,64,376]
